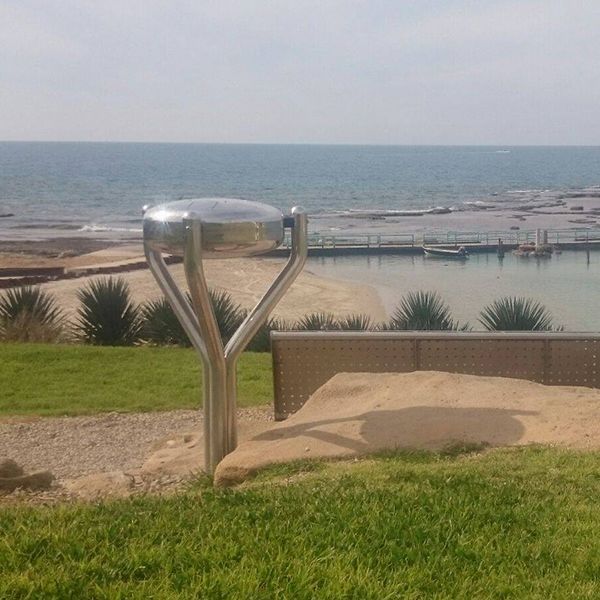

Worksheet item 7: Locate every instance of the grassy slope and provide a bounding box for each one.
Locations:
[2,447,600,598]
[0,343,272,416]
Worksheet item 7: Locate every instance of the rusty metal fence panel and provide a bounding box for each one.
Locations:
[545,338,600,387]
[271,332,600,420]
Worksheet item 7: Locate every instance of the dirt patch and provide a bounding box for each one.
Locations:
[214,371,600,486]
[0,408,271,503]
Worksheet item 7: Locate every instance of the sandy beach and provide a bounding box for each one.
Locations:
[18,242,388,322]
[0,238,139,269]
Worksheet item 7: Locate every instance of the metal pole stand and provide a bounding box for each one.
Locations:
[144,202,307,473]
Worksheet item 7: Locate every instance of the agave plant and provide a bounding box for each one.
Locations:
[246,317,288,352]
[76,277,141,345]
[0,286,65,342]
[387,290,462,331]
[208,289,247,344]
[337,313,373,331]
[294,312,340,331]
[140,297,191,346]
[140,289,247,347]
[479,297,555,331]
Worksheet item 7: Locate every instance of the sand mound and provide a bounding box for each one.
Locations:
[214,371,600,486]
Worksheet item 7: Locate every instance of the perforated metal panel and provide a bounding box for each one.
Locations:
[546,338,600,387]
[271,332,600,420]
[418,338,546,381]
[272,336,415,420]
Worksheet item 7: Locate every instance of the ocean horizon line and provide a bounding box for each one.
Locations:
[1,140,600,148]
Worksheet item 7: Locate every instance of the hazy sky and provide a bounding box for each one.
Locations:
[1,1,599,145]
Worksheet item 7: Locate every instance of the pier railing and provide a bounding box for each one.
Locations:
[281,227,600,249]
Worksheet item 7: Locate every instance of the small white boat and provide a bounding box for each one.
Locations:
[423,246,469,259]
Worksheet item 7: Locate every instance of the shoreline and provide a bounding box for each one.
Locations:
[20,247,389,323]
[3,187,600,246]
[3,239,600,329]
[3,204,600,326]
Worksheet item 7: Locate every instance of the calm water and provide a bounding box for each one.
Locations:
[309,249,600,331]
[1,142,600,239]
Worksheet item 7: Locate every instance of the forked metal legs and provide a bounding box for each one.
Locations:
[145,208,307,473]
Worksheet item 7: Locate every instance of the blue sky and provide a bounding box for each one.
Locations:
[1,1,599,144]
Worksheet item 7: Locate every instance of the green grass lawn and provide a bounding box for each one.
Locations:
[0,343,272,416]
[2,446,600,598]
[3,344,600,597]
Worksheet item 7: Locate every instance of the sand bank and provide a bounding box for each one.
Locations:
[215,370,600,485]
[0,240,142,270]
[41,254,388,322]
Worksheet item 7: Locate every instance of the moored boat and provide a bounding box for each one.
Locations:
[423,246,469,259]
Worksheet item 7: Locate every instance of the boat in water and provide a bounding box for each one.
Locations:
[423,246,469,259]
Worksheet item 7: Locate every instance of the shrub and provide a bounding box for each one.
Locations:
[208,289,247,344]
[294,312,340,331]
[140,290,248,348]
[337,313,373,331]
[479,297,555,331]
[246,317,288,352]
[76,277,141,345]
[0,286,65,342]
[140,297,191,346]
[386,290,463,331]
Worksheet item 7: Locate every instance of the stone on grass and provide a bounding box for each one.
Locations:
[0,458,54,492]
[0,458,24,478]
[65,471,133,500]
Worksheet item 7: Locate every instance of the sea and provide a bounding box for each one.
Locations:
[2,142,600,330]
[2,142,600,240]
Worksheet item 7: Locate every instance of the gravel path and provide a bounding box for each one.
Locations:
[0,408,271,481]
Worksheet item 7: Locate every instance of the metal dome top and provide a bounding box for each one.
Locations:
[143,198,285,258]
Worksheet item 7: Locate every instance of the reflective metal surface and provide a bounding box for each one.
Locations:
[143,198,284,258]
[143,199,307,474]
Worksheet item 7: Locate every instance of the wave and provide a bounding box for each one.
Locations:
[314,207,453,220]
[6,222,143,233]
[460,201,497,210]
[506,189,545,195]
[9,223,83,230]
[79,224,142,233]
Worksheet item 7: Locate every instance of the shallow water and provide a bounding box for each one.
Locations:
[308,249,600,331]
